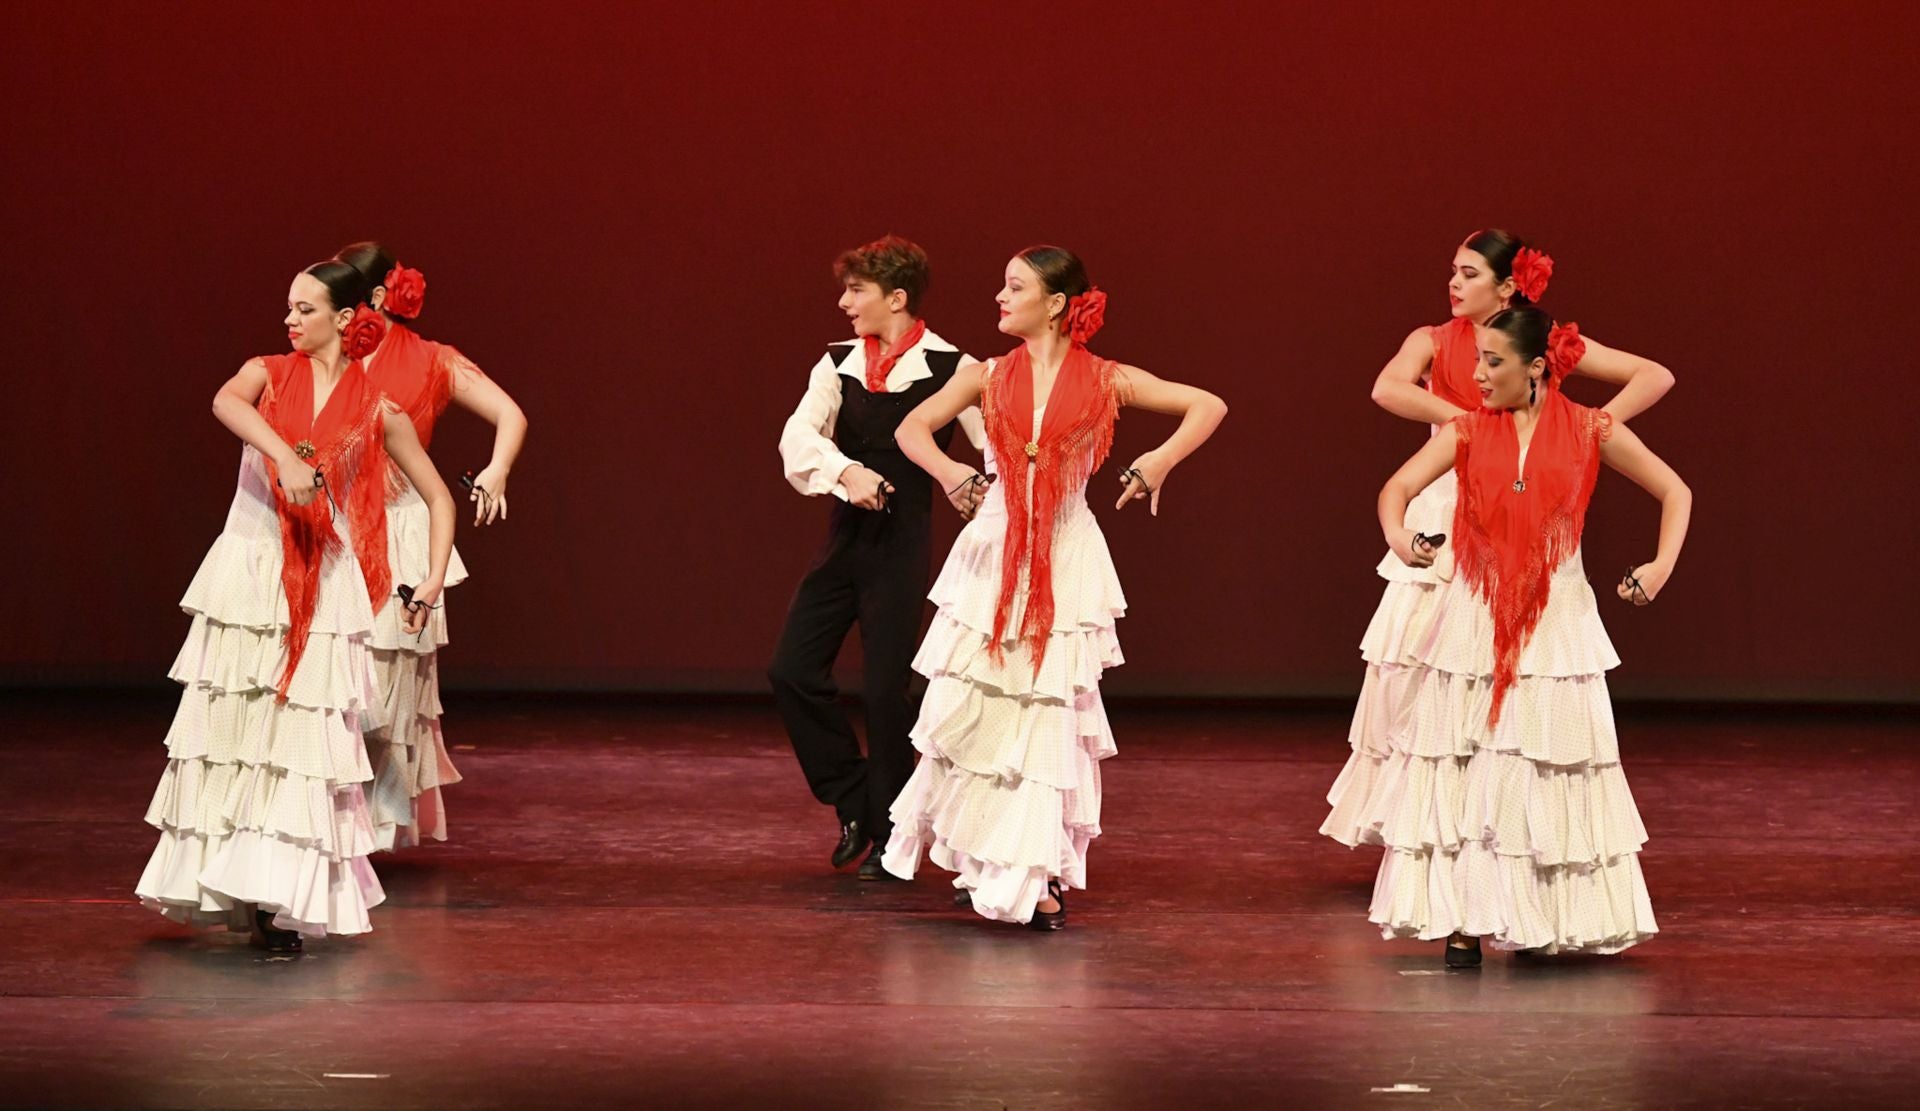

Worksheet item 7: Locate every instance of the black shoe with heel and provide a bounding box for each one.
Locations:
[250,909,302,955]
[1029,880,1067,931]
[858,842,902,881]
[831,819,868,870]
[1444,935,1482,968]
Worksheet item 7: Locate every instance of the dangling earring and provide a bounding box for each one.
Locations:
[1529,377,1538,405]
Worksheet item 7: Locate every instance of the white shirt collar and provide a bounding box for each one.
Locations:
[833,327,958,392]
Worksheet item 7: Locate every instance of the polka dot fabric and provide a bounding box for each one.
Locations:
[1323,537,1658,955]
[135,446,388,938]
[362,477,468,851]
[882,386,1127,924]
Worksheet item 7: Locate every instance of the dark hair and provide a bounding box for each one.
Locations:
[1014,245,1091,316]
[1461,228,1535,305]
[335,240,397,292]
[834,235,930,313]
[1482,305,1552,376]
[302,259,373,312]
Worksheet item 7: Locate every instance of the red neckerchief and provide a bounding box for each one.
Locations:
[982,342,1121,674]
[862,319,926,393]
[1450,389,1612,725]
[1427,316,1481,411]
[258,353,393,701]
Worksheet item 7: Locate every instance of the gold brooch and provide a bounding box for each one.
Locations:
[293,440,317,461]
[1024,441,1039,459]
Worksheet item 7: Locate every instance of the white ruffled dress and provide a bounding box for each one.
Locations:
[362,475,467,851]
[881,403,1126,923]
[135,446,386,937]
[1321,470,1657,953]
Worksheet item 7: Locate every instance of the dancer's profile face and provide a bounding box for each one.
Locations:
[1473,327,1543,410]
[284,273,349,355]
[837,277,901,337]
[995,257,1060,338]
[1449,247,1514,322]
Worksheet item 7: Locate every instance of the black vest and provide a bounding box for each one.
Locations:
[827,343,961,515]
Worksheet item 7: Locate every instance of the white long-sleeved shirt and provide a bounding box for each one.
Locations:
[778,328,986,499]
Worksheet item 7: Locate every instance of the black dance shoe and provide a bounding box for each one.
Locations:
[858,843,902,881]
[953,889,972,908]
[1029,880,1067,931]
[1444,935,1482,969]
[251,909,303,955]
[831,819,868,870]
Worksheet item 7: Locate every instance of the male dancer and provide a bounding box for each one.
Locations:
[770,235,984,879]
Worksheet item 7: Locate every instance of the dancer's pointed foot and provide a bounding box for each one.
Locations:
[1444,932,1481,968]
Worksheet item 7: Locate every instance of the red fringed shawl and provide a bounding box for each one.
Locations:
[982,343,1123,674]
[1426,316,1482,412]
[1450,389,1612,726]
[364,322,458,449]
[258,353,393,700]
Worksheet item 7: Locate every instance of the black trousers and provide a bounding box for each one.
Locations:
[768,504,931,840]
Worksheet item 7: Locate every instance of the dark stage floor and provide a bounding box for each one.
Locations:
[1,692,1916,1109]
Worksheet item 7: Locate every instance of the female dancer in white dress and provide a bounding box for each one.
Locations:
[1321,230,1675,961]
[1363,306,1691,964]
[879,246,1227,929]
[336,241,529,851]
[135,261,455,952]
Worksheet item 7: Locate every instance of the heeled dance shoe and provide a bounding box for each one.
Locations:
[1444,934,1481,968]
[250,909,303,955]
[831,819,868,870]
[1029,880,1067,932]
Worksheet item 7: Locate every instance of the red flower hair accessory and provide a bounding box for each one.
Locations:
[383,265,426,319]
[1511,247,1554,302]
[1546,321,1586,384]
[342,304,388,360]
[1063,287,1107,344]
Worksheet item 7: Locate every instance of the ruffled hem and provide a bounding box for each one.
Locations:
[881,753,1101,923]
[913,671,1113,789]
[368,495,466,651]
[1415,557,1622,678]
[362,646,462,850]
[1463,747,1647,866]
[1368,842,1656,955]
[368,600,452,652]
[368,784,450,852]
[1403,668,1622,765]
[928,505,1126,635]
[914,610,1123,706]
[1321,744,1467,854]
[1331,665,1657,953]
[1325,742,1645,863]
[171,615,377,714]
[1359,581,1447,665]
[145,756,380,858]
[178,531,377,636]
[1342,663,1422,757]
[1375,470,1458,585]
[137,823,385,938]
[162,685,374,784]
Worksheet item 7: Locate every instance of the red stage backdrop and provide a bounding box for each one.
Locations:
[3,3,1914,701]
